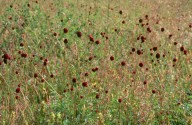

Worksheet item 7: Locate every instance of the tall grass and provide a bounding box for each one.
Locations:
[0,0,192,124]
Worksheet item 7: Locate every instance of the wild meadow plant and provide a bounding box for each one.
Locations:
[0,0,192,124]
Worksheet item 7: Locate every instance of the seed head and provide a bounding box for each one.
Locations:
[16,88,20,93]
[118,98,122,103]
[76,31,82,38]
[110,56,114,61]
[82,82,88,87]
[139,62,144,67]
[63,28,68,33]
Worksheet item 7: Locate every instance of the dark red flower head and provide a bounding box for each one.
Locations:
[140,36,146,43]
[2,53,11,60]
[16,88,20,93]
[156,53,160,59]
[153,47,157,51]
[189,24,192,28]
[132,48,135,52]
[15,96,19,99]
[76,31,82,38]
[63,28,68,33]
[173,42,177,45]
[41,78,45,82]
[110,56,114,61]
[53,32,57,36]
[169,34,173,39]
[84,72,89,76]
[92,67,98,72]
[147,27,151,32]
[89,56,93,61]
[21,53,27,58]
[161,28,165,32]
[72,78,77,83]
[173,58,177,62]
[183,50,187,55]
[95,40,100,44]
[139,62,144,67]
[20,42,24,47]
[64,39,68,43]
[119,10,122,15]
[152,89,156,94]
[96,94,100,99]
[50,74,54,78]
[118,98,122,103]
[137,50,142,55]
[180,46,184,51]
[82,82,88,87]
[121,61,126,66]
[34,73,38,78]
[143,80,147,85]
[18,84,21,87]
[89,35,94,42]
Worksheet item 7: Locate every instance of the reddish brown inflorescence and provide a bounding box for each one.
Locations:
[72,78,77,83]
[139,62,144,67]
[63,28,68,33]
[152,89,156,94]
[16,88,20,93]
[96,94,100,99]
[82,82,88,87]
[110,56,114,61]
[118,98,122,103]
[161,28,165,32]
[119,10,123,15]
[76,31,82,38]
[34,73,38,78]
[64,39,68,44]
[121,61,126,66]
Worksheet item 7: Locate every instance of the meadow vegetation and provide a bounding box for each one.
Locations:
[0,0,192,124]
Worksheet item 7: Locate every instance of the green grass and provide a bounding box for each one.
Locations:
[0,0,192,124]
